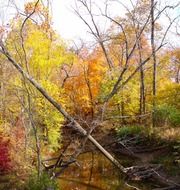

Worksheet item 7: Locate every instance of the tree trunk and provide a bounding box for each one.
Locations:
[121,90,126,125]
[151,0,157,127]
[138,40,145,123]
[84,67,94,120]
[0,63,5,118]
[175,65,179,83]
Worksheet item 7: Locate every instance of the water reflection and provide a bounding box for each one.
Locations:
[58,152,150,190]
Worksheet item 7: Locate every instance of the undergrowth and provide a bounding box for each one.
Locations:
[24,173,59,190]
[116,125,149,138]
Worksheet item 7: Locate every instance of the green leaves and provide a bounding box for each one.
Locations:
[154,105,180,127]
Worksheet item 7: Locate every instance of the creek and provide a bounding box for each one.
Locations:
[58,152,152,190]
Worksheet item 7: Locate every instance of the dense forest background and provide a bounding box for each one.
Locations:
[0,0,179,189]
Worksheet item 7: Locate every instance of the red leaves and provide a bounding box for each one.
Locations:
[0,135,11,172]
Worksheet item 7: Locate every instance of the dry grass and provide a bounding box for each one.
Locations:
[155,127,180,141]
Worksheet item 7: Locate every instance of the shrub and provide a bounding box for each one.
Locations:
[25,173,59,190]
[154,105,180,127]
[169,109,180,127]
[116,125,143,138]
[0,134,11,172]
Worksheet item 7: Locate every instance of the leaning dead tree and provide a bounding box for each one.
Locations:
[0,42,127,174]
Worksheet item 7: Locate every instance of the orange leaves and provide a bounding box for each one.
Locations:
[40,22,50,31]
[0,25,8,40]
[63,49,106,116]
[0,25,4,32]
[24,1,51,32]
[24,1,41,14]
[171,48,180,60]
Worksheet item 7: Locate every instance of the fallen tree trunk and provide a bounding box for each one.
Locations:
[0,43,126,174]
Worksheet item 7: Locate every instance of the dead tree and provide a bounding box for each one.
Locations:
[0,42,127,173]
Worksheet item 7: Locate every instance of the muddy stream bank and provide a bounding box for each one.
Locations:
[56,128,180,190]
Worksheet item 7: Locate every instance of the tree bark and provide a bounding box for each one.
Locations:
[175,64,179,83]
[0,62,5,118]
[138,40,146,122]
[83,65,94,119]
[151,0,157,127]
